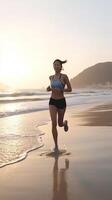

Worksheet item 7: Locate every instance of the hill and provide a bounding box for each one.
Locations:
[70,62,112,88]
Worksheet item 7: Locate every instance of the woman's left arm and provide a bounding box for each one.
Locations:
[63,75,72,92]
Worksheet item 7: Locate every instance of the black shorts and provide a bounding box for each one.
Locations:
[49,97,66,109]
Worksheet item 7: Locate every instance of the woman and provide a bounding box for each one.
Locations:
[46,59,72,152]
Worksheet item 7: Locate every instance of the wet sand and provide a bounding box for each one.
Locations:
[0,103,112,200]
[73,103,112,126]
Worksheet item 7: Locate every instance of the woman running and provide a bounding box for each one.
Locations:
[46,59,72,151]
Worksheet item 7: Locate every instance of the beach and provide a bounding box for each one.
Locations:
[0,102,112,200]
[0,0,112,198]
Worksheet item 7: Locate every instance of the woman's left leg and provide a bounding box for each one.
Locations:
[57,108,66,127]
[57,108,69,132]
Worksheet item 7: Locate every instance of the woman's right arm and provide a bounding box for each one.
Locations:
[46,76,52,92]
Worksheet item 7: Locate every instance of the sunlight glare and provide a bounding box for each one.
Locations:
[1,40,28,87]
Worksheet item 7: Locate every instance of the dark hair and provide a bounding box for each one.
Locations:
[53,59,67,65]
[53,59,67,70]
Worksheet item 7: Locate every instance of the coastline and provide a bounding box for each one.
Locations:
[0,103,112,200]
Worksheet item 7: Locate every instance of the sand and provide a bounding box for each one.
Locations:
[0,104,112,200]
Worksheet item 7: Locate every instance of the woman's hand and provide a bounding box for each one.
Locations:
[46,86,51,91]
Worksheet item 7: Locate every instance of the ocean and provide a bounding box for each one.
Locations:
[0,88,112,167]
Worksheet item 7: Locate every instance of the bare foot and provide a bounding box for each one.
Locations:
[53,146,59,153]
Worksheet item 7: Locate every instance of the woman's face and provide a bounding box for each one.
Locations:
[53,61,62,72]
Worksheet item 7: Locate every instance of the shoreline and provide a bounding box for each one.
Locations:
[0,102,112,199]
[0,101,112,169]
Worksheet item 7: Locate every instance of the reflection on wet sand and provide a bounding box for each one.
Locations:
[52,156,69,200]
[74,103,112,126]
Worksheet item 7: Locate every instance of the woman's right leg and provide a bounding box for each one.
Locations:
[49,105,58,149]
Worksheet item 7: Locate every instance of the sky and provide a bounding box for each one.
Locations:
[0,0,112,89]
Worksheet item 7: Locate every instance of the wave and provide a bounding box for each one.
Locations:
[0,91,48,98]
[0,97,49,104]
[0,88,112,119]
[0,144,44,168]
[1,89,112,97]
[0,107,48,118]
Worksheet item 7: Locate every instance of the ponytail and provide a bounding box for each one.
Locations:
[53,59,67,65]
